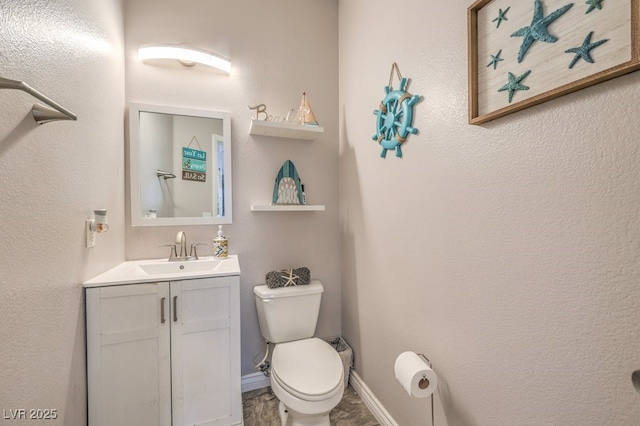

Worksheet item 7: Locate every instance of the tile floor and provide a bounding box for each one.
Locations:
[242,385,380,426]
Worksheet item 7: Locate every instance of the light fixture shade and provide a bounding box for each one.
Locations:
[138,44,231,74]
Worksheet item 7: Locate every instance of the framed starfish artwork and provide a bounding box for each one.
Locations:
[468,0,640,124]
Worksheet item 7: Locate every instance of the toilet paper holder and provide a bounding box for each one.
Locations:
[417,354,432,390]
[417,353,435,426]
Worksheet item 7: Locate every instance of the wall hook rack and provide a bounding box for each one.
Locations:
[0,76,77,124]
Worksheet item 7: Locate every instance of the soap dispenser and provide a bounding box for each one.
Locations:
[213,225,228,258]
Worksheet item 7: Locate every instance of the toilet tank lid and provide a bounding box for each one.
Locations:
[254,280,323,299]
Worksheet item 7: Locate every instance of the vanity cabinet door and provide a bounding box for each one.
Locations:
[86,282,172,426]
[170,276,241,426]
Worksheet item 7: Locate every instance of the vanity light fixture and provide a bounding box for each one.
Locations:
[86,209,109,248]
[138,44,231,74]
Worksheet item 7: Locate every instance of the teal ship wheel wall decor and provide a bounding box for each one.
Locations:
[372,63,421,158]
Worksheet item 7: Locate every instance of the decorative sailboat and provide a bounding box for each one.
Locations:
[292,92,319,126]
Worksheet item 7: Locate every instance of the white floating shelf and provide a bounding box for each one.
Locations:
[250,204,325,212]
[249,119,324,140]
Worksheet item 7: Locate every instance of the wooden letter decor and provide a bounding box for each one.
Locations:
[468,0,640,124]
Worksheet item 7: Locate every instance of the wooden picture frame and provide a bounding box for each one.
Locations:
[468,0,640,125]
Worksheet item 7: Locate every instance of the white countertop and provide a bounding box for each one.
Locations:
[83,255,240,287]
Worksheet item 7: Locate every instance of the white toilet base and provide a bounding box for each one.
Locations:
[278,401,330,426]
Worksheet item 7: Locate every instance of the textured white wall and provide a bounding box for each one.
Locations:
[339,0,640,424]
[0,0,125,423]
[6,1,635,423]
[124,0,340,375]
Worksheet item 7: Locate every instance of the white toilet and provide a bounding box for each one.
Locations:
[254,280,344,426]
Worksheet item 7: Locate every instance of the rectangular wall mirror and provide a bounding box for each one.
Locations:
[129,103,232,226]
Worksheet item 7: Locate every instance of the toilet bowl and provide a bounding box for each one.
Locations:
[270,338,344,426]
[253,282,345,426]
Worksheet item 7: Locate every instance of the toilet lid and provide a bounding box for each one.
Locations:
[272,338,343,401]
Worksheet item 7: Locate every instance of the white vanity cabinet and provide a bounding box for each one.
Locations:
[86,275,241,426]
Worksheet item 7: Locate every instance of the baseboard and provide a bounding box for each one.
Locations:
[349,370,398,426]
[241,372,271,393]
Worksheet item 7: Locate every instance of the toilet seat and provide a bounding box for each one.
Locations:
[271,338,344,402]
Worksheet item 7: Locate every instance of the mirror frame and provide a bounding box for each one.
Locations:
[128,102,232,227]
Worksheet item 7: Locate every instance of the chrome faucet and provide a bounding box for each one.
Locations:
[162,231,206,261]
[176,231,188,258]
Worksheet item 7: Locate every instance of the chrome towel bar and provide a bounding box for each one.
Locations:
[0,76,77,124]
[156,170,177,179]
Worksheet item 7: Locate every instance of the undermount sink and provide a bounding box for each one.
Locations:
[137,258,224,275]
[83,255,241,287]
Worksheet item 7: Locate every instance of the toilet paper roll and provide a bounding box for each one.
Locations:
[394,351,438,398]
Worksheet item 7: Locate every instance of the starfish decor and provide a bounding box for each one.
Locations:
[280,269,300,287]
[493,7,511,28]
[585,0,604,14]
[487,49,504,70]
[565,31,609,68]
[512,0,574,63]
[498,70,532,103]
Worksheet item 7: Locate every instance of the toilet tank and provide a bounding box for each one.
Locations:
[253,280,323,343]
